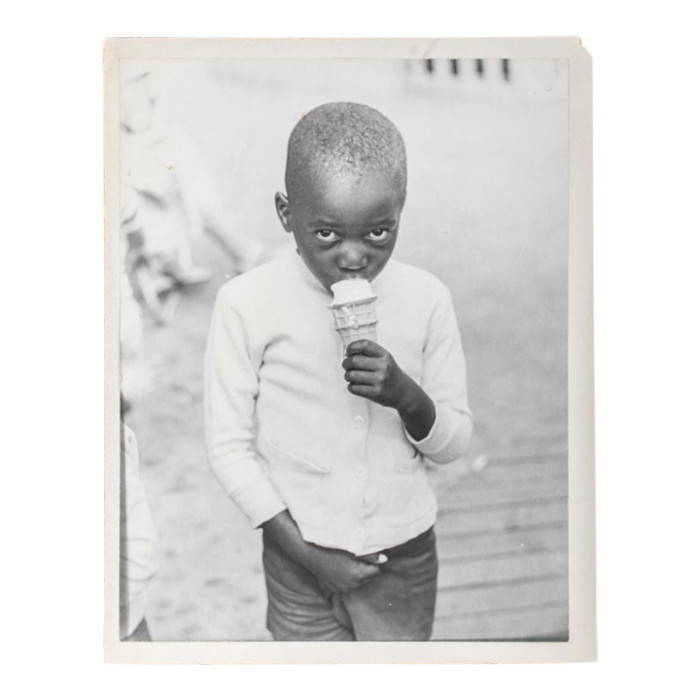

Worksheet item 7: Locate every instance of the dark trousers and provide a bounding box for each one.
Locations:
[262,528,438,641]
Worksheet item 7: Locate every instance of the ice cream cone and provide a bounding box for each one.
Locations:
[330,280,379,352]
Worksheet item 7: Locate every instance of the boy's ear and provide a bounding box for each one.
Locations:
[274,192,293,233]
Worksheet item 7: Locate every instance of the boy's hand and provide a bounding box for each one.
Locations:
[342,340,436,442]
[262,510,387,595]
[306,546,387,594]
[342,340,412,410]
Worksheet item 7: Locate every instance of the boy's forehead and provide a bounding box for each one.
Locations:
[294,165,404,206]
[291,170,406,228]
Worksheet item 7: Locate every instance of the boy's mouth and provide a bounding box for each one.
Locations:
[339,270,368,280]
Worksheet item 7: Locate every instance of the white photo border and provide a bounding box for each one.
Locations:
[104,36,595,664]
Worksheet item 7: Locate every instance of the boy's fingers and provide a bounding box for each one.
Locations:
[342,354,379,371]
[347,383,375,398]
[346,339,385,357]
[344,370,375,385]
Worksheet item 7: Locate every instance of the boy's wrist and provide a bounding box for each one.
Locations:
[397,378,436,442]
[262,510,318,571]
[296,540,323,571]
[397,375,431,417]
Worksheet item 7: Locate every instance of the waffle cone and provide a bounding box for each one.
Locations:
[330,298,378,351]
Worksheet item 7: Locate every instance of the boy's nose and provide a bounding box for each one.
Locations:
[339,244,368,271]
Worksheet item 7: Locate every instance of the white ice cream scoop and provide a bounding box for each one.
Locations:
[330,279,375,306]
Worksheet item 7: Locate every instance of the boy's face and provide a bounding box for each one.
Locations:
[276,171,405,291]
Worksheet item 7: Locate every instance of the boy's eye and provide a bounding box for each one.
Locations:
[366,229,391,243]
[315,230,339,243]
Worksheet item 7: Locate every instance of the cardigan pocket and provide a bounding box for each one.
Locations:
[386,455,436,528]
[262,436,331,528]
[263,436,331,474]
[393,453,421,473]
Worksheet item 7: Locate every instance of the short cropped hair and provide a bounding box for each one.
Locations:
[285,102,407,199]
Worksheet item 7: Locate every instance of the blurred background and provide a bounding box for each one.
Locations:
[119,57,568,641]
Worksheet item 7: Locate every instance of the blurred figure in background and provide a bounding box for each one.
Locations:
[121,67,264,323]
[120,186,147,379]
[120,423,159,641]
[119,191,160,641]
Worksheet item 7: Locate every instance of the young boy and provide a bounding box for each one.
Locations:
[204,102,473,641]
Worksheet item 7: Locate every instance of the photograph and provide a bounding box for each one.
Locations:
[105,38,595,662]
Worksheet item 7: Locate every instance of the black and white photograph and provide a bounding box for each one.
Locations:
[105,37,595,662]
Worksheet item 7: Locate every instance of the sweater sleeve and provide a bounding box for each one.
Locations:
[204,287,287,528]
[405,285,473,463]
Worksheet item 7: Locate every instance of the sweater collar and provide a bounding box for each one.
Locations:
[287,248,329,296]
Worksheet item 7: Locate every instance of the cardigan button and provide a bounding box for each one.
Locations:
[353,415,366,428]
